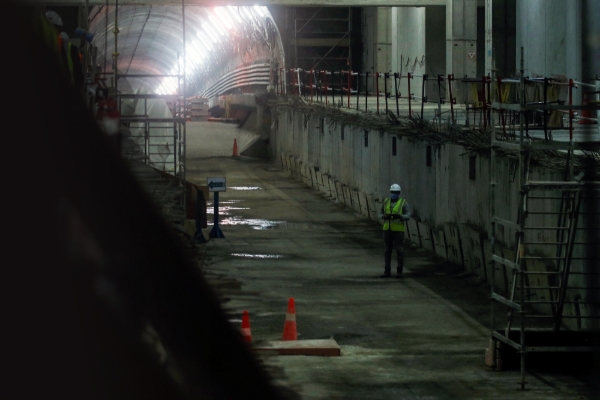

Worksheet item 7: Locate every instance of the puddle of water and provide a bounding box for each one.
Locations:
[229,186,262,191]
[206,206,250,216]
[231,253,285,259]
[213,217,285,230]
[207,200,242,206]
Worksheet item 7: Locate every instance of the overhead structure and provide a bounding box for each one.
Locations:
[88,4,284,98]
[23,0,446,6]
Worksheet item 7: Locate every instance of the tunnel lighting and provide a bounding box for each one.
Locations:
[214,7,234,30]
[196,34,212,51]
[201,25,219,44]
[240,6,255,23]
[227,6,243,24]
[207,14,226,36]
[253,5,268,17]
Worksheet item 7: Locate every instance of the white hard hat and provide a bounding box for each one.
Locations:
[45,10,63,27]
[390,183,401,192]
[60,32,69,40]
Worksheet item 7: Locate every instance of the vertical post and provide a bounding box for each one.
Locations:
[209,192,225,238]
[384,73,389,115]
[376,72,380,114]
[394,72,400,117]
[568,79,574,141]
[332,71,335,105]
[347,71,351,108]
[365,71,369,111]
[421,74,428,120]
[309,70,313,102]
[356,72,360,111]
[448,74,455,123]
[543,77,549,141]
[437,75,443,123]
[408,72,412,117]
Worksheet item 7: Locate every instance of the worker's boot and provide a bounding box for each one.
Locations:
[396,264,403,278]
[380,268,391,278]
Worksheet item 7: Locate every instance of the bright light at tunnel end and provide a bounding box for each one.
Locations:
[155,5,272,95]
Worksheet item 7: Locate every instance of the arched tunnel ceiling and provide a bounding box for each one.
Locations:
[88,5,283,97]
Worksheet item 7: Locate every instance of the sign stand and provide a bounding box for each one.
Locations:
[207,177,226,239]
[209,191,225,238]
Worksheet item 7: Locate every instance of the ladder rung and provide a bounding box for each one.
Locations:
[527,196,573,200]
[519,315,600,319]
[523,271,561,275]
[527,212,569,215]
[520,286,560,289]
[524,227,569,230]
[524,300,600,304]
[521,256,563,260]
[522,241,568,245]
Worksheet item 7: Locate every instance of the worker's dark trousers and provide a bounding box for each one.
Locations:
[383,230,404,274]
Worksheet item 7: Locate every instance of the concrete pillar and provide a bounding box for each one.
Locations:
[372,7,392,92]
[484,0,492,77]
[392,7,426,100]
[446,0,477,103]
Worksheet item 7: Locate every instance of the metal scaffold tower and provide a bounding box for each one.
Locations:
[110,1,188,227]
[489,49,600,389]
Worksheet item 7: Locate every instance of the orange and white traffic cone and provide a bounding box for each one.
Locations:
[241,310,252,343]
[232,138,239,156]
[282,298,297,341]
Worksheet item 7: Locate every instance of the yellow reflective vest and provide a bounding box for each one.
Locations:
[383,198,406,232]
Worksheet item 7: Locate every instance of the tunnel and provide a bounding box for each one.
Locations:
[6,0,600,398]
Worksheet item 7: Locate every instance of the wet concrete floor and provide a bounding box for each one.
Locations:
[186,155,597,400]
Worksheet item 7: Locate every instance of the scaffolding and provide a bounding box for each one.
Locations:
[489,49,600,389]
[290,7,353,74]
[109,0,187,226]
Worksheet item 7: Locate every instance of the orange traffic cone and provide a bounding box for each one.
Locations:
[579,93,595,125]
[241,310,252,343]
[282,298,297,341]
[232,138,239,156]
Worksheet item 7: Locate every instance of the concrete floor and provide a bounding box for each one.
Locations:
[184,126,598,399]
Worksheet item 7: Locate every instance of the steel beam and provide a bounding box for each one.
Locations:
[20,0,445,5]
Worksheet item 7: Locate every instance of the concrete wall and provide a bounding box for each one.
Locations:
[273,108,599,330]
[516,0,586,96]
[362,7,392,94]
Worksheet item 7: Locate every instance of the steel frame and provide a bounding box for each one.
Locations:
[489,48,600,390]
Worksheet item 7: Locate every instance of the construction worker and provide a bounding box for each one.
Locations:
[45,10,84,94]
[379,183,411,278]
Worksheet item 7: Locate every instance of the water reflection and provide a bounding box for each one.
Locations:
[230,186,262,190]
[206,206,250,216]
[210,217,285,230]
[231,253,285,259]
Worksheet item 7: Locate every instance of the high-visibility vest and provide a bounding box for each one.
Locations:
[62,40,74,84]
[383,198,406,232]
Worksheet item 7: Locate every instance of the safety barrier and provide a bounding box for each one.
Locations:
[276,67,600,133]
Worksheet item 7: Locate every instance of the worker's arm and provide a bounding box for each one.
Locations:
[379,200,390,220]
[400,201,411,221]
